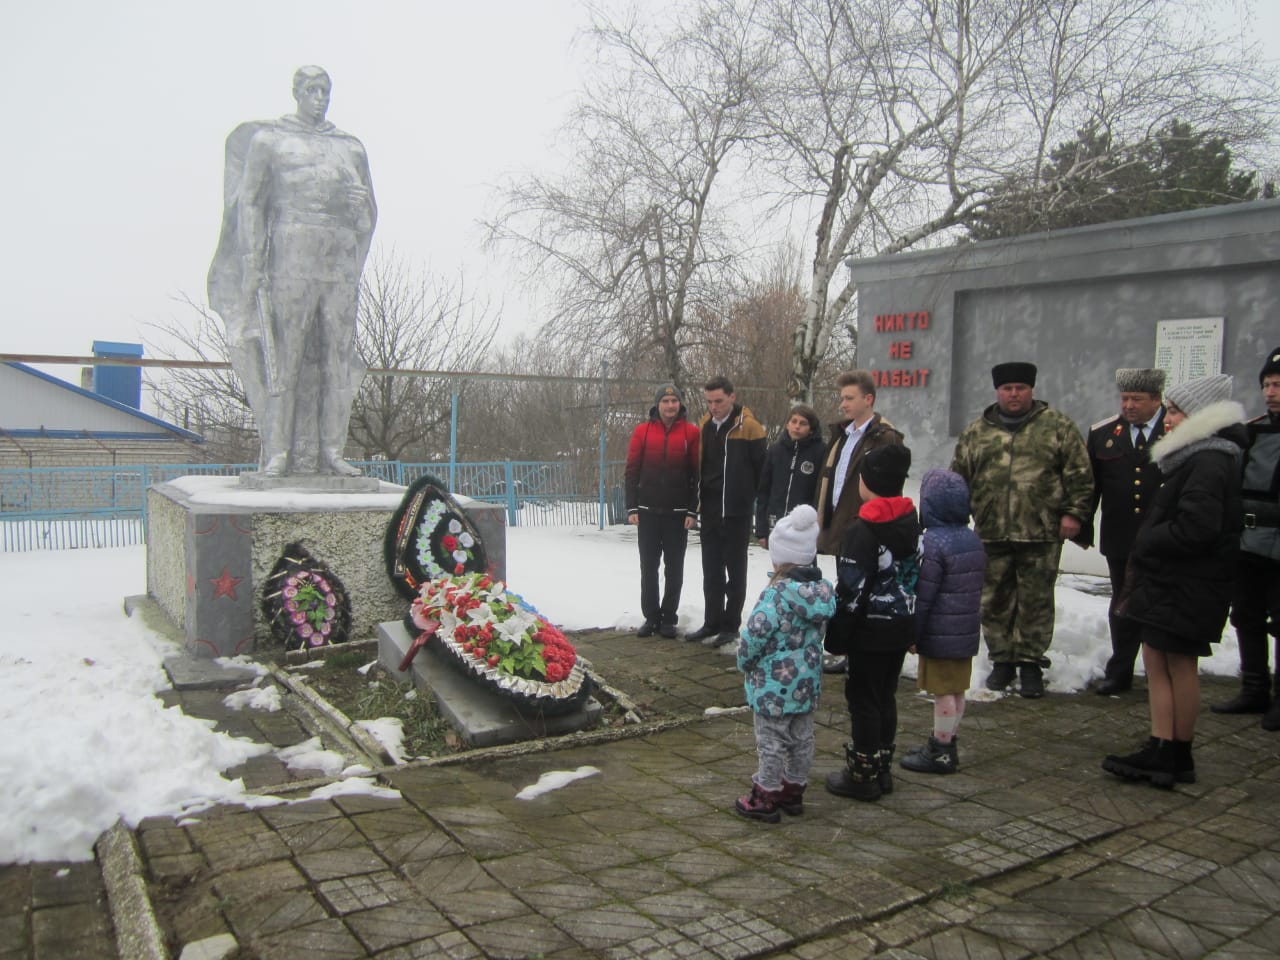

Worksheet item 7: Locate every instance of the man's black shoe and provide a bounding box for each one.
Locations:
[685,624,719,642]
[985,662,1016,691]
[658,623,677,639]
[1094,675,1132,696]
[637,620,657,638]
[712,631,738,649]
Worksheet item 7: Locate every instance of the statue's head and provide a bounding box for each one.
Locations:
[292,65,331,124]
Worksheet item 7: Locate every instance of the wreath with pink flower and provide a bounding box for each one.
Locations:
[400,572,590,714]
[262,544,352,650]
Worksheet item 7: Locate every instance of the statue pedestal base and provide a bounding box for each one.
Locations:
[145,476,506,658]
[238,472,381,493]
[378,620,602,747]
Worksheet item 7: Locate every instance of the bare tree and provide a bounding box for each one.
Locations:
[145,296,257,463]
[486,0,774,394]
[758,0,1278,401]
[350,254,500,461]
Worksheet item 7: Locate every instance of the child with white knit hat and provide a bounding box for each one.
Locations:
[734,505,837,822]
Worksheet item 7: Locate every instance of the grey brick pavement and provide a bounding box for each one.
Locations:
[6,628,1280,959]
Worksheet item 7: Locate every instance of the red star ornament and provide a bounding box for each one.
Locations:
[210,567,244,600]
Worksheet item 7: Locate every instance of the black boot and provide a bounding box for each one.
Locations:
[985,662,1016,691]
[825,744,882,802]
[1019,662,1045,699]
[900,736,959,774]
[1262,701,1280,731]
[1210,672,1271,714]
[1172,739,1195,784]
[876,745,895,795]
[1102,737,1176,789]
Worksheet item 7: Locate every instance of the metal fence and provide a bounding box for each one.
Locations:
[0,460,628,552]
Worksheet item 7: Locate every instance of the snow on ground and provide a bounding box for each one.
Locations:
[0,524,1245,863]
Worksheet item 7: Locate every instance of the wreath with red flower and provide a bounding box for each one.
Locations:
[400,573,589,713]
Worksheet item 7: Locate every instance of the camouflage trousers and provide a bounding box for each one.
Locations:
[981,540,1062,665]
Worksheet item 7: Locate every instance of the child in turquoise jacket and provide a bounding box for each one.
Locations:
[735,504,837,822]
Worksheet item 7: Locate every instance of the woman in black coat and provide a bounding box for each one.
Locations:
[755,404,827,545]
[1103,374,1246,789]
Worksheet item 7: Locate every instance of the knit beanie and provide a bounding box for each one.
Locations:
[769,504,819,567]
[1165,374,1233,416]
[1260,346,1280,385]
[1115,368,1165,394]
[992,361,1037,388]
[654,384,683,406]
[860,444,912,497]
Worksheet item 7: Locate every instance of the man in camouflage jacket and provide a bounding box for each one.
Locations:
[951,362,1093,698]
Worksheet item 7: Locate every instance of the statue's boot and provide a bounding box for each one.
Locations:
[319,381,361,477]
[261,452,290,477]
[322,449,362,477]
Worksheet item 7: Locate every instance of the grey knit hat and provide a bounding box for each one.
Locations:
[1115,368,1165,394]
[653,384,683,406]
[1165,374,1233,415]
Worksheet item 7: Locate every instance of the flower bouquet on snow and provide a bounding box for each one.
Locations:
[401,572,591,715]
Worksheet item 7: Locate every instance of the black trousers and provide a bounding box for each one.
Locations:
[845,648,907,754]
[1229,551,1280,686]
[637,513,688,625]
[1104,553,1142,681]
[699,513,752,632]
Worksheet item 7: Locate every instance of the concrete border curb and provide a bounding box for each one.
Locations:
[96,819,171,960]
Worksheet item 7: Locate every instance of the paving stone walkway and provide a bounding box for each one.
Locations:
[5,627,1280,959]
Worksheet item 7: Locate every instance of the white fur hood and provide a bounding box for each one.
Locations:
[1148,399,1247,470]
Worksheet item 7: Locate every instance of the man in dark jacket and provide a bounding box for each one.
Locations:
[756,403,827,546]
[1213,346,1280,726]
[1086,368,1166,694]
[688,375,767,647]
[625,385,701,638]
[815,371,904,556]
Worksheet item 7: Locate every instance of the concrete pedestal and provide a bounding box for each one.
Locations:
[145,476,506,658]
[378,620,601,748]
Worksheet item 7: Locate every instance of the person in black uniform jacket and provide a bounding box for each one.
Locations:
[756,404,827,547]
[1212,345,1280,725]
[1086,368,1166,694]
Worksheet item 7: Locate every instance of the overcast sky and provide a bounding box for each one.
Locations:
[2,0,1276,376]
[1,0,590,365]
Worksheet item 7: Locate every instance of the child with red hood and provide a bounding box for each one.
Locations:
[822,443,920,802]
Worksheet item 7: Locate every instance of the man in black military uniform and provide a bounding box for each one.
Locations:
[1213,346,1280,725]
[1086,367,1166,694]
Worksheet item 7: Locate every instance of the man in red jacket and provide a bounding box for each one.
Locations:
[625,385,701,638]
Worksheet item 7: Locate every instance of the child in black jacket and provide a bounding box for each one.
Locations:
[823,444,920,802]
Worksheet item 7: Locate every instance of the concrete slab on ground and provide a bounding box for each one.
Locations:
[378,620,602,748]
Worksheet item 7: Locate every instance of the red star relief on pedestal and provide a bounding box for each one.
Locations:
[210,568,244,601]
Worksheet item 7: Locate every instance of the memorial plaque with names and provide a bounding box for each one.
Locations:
[1155,317,1223,389]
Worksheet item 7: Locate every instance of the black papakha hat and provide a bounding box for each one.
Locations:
[992,362,1037,388]
[860,444,912,497]
[1260,347,1280,386]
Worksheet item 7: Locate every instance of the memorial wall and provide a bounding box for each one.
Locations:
[849,199,1280,475]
